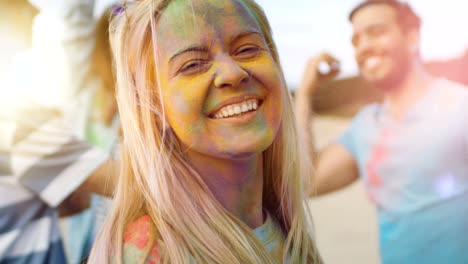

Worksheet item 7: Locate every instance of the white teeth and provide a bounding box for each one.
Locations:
[241,104,248,112]
[234,105,241,114]
[212,99,260,119]
[364,56,381,70]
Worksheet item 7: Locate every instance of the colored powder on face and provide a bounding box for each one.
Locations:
[153,0,282,160]
[161,0,259,41]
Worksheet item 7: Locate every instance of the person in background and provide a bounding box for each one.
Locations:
[88,0,323,262]
[54,2,120,263]
[295,0,468,263]
[0,0,118,263]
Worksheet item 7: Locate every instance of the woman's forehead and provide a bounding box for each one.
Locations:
[158,0,259,35]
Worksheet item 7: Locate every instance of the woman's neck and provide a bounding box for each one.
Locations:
[187,151,264,229]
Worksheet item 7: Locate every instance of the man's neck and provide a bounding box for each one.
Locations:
[384,64,433,120]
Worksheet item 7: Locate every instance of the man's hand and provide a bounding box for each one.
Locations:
[298,52,341,97]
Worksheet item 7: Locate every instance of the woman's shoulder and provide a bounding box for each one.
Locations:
[123,215,160,263]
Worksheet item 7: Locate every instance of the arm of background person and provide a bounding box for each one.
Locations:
[0,102,117,209]
[308,144,359,196]
[8,0,117,215]
[58,158,118,216]
[295,52,359,197]
[29,0,96,102]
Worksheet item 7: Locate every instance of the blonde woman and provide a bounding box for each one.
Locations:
[89,0,322,263]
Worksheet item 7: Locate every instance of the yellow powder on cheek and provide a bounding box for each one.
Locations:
[163,84,207,142]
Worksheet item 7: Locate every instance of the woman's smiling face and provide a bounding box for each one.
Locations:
[156,0,283,160]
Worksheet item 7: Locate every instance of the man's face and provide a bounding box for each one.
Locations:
[351,4,415,89]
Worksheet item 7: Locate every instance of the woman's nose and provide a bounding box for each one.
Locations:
[213,55,249,88]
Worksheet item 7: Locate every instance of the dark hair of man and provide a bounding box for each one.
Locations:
[349,0,421,33]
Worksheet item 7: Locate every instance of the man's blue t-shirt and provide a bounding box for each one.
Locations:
[339,78,468,264]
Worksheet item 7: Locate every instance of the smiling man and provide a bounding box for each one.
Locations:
[295,0,468,263]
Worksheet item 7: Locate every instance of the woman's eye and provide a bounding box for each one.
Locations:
[178,60,208,74]
[235,45,262,58]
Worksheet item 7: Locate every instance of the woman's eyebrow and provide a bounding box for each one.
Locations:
[169,45,209,62]
[230,29,262,42]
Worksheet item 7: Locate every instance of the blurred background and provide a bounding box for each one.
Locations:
[261,0,468,87]
[3,0,468,114]
[2,1,467,263]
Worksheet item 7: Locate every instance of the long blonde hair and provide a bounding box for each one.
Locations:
[89,0,321,263]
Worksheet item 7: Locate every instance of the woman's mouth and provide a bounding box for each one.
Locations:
[210,99,262,119]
